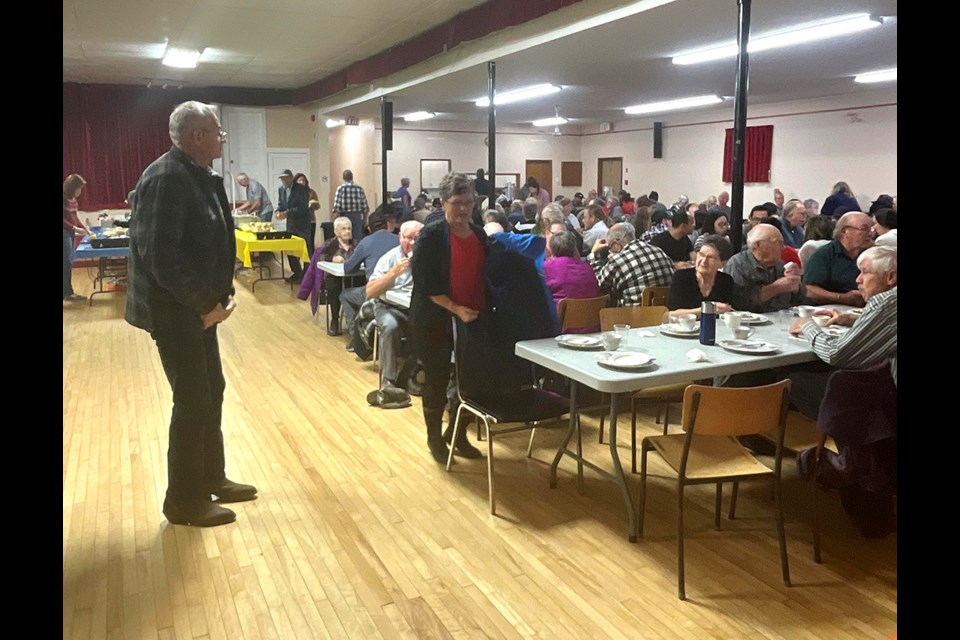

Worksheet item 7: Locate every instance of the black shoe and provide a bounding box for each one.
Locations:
[404,379,423,397]
[327,328,342,336]
[206,478,258,503]
[443,429,483,459]
[428,439,451,464]
[163,501,236,527]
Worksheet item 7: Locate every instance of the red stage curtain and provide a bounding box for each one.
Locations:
[63,83,180,209]
[722,124,773,183]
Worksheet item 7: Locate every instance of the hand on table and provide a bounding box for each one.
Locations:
[274,211,287,221]
[816,308,855,327]
[714,302,732,314]
[788,317,811,336]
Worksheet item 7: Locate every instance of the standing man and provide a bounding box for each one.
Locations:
[275,169,311,284]
[126,100,256,528]
[710,190,731,216]
[474,169,490,199]
[235,172,274,221]
[332,169,370,242]
[396,177,413,220]
[277,169,291,212]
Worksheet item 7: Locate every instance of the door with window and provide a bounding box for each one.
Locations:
[598,157,623,197]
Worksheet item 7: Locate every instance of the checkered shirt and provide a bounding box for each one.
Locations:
[333,181,369,216]
[640,222,669,243]
[589,240,675,306]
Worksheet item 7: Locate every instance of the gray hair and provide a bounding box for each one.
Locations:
[834,211,869,239]
[857,246,897,274]
[548,230,579,259]
[399,220,424,237]
[540,203,564,225]
[607,222,636,245]
[783,200,803,219]
[169,101,218,146]
[746,223,780,248]
[438,171,474,201]
[333,216,352,233]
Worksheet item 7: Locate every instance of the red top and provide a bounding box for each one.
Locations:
[63,195,83,231]
[449,231,486,312]
[781,245,800,267]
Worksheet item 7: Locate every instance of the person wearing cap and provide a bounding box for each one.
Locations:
[276,168,292,212]
[275,169,311,284]
[332,169,370,242]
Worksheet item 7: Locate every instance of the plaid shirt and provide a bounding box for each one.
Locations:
[333,181,369,216]
[640,222,669,243]
[589,240,675,306]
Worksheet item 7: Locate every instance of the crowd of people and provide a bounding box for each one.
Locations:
[65,99,897,533]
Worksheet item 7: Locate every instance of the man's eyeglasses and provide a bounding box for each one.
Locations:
[846,224,872,233]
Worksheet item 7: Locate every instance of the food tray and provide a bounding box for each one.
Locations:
[90,237,130,248]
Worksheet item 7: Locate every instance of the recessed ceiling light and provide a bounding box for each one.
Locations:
[325,119,345,128]
[625,95,723,115]
[475,84,561,107]
[854,68,897,83]
[162,46,202,69]
[672,14,883,65]
[402,111,436,122]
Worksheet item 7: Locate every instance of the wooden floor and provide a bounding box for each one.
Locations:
[63,265,897,639]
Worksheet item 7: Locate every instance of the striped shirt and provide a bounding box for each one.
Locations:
[801,286,897,385]
[332,181,369,216]
[589,240,675,306]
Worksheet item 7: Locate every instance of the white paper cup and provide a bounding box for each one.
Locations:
[602,332,622,350]
[724,312,743,330]
[734,327,754,340]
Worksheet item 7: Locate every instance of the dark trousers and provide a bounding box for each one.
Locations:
[153,316,226,505]
[63,229,76,297]
[417,320,454,442]
[287,223,312,277]
[325,275,344,331]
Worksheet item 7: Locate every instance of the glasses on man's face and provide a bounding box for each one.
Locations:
[445,197,474,209]
[847,224,872,233]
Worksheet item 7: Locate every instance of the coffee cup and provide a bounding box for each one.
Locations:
[723,312,743,330]
[676,313,697,331]
[812,315,830,327]
[733,327,754,340]
[602,332,622,351]
[797,305,816,318]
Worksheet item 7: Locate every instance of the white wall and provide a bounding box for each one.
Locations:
[579,89,897,213]
[376,120,586,198]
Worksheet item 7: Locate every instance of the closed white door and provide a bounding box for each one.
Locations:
[222,106,268,203]
[267,149,311,184]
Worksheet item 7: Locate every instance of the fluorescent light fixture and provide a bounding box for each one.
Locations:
[855,68,897,83]
[532,116,568,127]
[673,14,882,65]
[162,46,202,69]
[475,83,561,107]
[625,94,723,115]
[325,118,345,128]
[402,111,436,122]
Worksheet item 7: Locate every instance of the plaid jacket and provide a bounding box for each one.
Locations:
[589,240,675,306]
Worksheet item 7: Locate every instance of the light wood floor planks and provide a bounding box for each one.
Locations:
[63,266,896,639]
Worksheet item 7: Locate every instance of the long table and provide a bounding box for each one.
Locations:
[73,239,130,306]
[234,230,310,291]
[515,313,819,541]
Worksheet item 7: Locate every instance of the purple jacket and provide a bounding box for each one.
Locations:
[543,256,601,332]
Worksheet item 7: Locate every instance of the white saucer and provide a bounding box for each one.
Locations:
[717,339,780,355]
[555,334,603,349]
[595,352,656,370]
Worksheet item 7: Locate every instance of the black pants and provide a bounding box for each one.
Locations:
[288,223,312,277]
[417,319,454,441]
[325,275,344,331]
[153,315,226,506]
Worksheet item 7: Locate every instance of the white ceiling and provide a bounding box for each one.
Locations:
[63,0,898,127]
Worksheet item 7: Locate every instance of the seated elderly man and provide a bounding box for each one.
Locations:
[366,220,424,396]
[802,211,874,307]
[787,245,897,418]
[588,222,675,306]
[725,223,805,312]
[649,210,696,268]
[781,199,807,249]
[580,204,610,256]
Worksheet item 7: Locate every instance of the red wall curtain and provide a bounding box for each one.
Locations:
[722,124,773,183]
[63,83,180,209]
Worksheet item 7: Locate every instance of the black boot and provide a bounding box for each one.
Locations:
[443,417,483,459]
[425,407,450,464]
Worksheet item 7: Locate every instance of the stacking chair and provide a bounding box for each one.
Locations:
[557,295,608,334]
[597,306,691,473]
[445,318,570,514]
[638,381,792,600]
[641,285,670,307]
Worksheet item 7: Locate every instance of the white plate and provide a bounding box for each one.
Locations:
[659,323,700,338]
[555,334,603,349]
[595,352,656,370]
[735,312,770,325]
[717,339,781,355]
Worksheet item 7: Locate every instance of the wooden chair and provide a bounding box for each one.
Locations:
[557,295,608,333]
[638,381,792,600]
[597,306,691,473]
[446,318,570,514]
[641,285,670,307]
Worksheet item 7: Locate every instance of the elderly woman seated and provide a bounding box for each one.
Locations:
[666,234,734,319]
[319,216,356,335]
[543,231,601,329]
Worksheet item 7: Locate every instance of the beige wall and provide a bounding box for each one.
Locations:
[328,120,377,213]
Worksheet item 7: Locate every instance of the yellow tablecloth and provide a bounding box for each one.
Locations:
[235,230,310,268]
